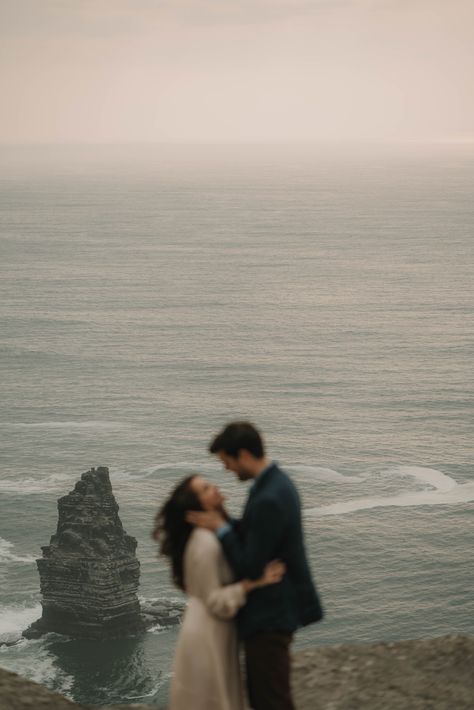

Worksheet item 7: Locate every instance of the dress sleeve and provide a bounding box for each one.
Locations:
[185,530,247,620]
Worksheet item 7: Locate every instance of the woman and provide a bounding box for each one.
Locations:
[153,474,285,710]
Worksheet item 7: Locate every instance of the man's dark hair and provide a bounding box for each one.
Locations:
[209,421,265,459]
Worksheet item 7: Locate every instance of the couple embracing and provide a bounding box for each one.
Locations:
[153,421,323,710]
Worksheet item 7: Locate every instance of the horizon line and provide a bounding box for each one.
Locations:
[1,138,474,147]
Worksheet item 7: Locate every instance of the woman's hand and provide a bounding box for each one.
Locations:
[241,560,286,594]
[257,559,286,587]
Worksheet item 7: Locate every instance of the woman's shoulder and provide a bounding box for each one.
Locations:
[188,527,220,554]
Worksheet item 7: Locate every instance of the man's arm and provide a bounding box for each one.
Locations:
[219,498,285,580]
[187,500,286,579]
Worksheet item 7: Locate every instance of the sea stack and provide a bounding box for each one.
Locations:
[24,466,145,640]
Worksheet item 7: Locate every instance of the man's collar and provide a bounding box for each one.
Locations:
[250,460,275,489]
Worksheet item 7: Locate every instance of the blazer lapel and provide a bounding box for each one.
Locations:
[241,463,277,518]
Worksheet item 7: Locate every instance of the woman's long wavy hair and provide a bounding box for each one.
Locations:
[152,475,203,591]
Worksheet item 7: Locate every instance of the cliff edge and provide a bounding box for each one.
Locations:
[1,634,473,709]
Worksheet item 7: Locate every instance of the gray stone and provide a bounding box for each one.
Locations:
[291,634,474,710]
[23,467,145,640]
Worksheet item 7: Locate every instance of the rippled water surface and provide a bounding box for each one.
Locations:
[1,144,473,705]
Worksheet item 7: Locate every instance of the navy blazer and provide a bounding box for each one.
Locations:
[219,462,323,639]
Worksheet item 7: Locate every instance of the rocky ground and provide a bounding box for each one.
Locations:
[0,634,473,710]
[291,634,474,710]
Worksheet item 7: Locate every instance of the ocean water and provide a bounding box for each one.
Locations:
[0,143,473,706]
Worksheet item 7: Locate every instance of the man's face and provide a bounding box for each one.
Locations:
[217,451,254,481]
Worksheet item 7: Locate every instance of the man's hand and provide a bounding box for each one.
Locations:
[186,510,226,531]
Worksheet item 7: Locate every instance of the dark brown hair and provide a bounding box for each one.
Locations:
[152,475,203,591]
[209,421,265,459]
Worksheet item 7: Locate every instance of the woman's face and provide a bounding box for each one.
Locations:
[190,475,224,511]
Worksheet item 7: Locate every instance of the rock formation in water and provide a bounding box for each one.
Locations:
[23,466,155,640]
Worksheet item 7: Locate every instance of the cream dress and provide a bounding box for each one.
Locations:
[169,528,247,710]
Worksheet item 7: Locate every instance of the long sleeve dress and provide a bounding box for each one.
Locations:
[169,527,248,710]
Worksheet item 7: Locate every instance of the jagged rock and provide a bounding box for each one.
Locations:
[23,467,146,640]
[141,599,185,628]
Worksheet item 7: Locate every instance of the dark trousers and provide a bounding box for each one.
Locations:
[244,632,294,710]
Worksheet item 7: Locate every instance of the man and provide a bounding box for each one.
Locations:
[187,421,323,710]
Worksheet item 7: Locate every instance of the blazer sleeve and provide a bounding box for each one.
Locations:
[219,496,285,580]
[185,531,247,620]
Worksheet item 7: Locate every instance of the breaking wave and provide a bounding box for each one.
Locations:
[0,603,41,645]
[0,537,36,564]
[139,462,207,476]
[0,473,73,495]
[306,466,474,516]
[289,464,364,483]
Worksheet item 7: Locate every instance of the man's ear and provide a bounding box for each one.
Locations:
[237,449,251,465]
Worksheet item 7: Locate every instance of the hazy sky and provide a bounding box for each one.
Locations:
[1,0,473,143]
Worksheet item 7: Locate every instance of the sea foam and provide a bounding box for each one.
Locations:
[289,464,364,483]
[0,537,36,564]
[306,466,474,516]
[0,473,71,495]
[0,603,41,644]
[139,461,207,477]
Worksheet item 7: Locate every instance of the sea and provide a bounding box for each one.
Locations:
[0,143,473,706]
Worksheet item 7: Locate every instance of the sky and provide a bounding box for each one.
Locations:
[1,0,473,143]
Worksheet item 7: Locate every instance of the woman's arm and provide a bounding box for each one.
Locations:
[207,559,285,619]
[186,532,285,620]
[240,560,286,594]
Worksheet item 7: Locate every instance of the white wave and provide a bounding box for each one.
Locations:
[139,595,185,605]
[123,688,161,700]
[0,473,72,495]
[0,463,201,496]
[383,465,457,492]
[0,645,74,698]
[0,537,37,564]
[147,623,164,633]
[306,466,474,517]
[139,461,217,477]
[0,603,41,644]
[289,464,364,483]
